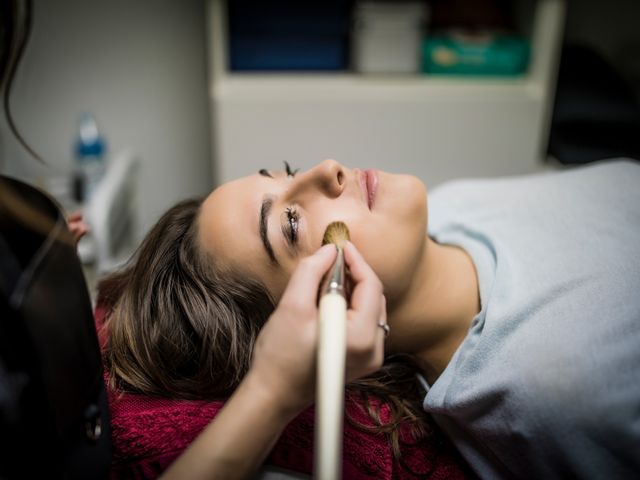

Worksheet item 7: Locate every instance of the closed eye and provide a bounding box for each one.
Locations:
[282,206,300,247]
[259,162,299,179]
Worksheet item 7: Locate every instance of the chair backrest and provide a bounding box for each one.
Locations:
[86,149,140,275]
[0,175,111,479]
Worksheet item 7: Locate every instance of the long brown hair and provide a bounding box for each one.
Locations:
[98,197,436,462]
[1,0,43,163]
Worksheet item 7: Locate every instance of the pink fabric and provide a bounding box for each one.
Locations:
[97,307,471,479]
[108,387,471,479]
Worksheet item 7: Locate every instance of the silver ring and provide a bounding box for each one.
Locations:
[378,322,390,337]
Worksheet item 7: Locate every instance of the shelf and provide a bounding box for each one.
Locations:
[208,0,563,102]
[206,0,566,187]
[212,72,542,102]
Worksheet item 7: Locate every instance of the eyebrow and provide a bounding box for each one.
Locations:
[259,196,278,265]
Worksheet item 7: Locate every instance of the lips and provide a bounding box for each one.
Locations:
[364,169,378,210]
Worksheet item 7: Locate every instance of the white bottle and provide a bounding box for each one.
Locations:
[73,113,106,204]
[73,113,107,265]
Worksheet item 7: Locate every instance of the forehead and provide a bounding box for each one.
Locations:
[198,175,264,272]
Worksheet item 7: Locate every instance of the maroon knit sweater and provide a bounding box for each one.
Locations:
[97,307,472,479]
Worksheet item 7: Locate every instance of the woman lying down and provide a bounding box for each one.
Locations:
[97,158,640,479]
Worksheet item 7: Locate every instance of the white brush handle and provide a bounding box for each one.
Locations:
[315,291,347,480]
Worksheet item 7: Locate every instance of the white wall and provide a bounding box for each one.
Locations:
[2,0,213,239]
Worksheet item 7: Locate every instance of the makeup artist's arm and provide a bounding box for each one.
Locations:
[161,242,386,480]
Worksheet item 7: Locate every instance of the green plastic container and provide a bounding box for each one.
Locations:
[422,32,530,76]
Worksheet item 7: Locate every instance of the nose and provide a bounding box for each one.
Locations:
[286,159,345,201]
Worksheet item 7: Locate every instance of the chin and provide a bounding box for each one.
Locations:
[397,174,428,225]
[376,181,428,303]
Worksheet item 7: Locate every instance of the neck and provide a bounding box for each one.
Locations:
[387,237,480,384]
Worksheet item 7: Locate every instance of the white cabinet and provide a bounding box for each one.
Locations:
[206,0,565,187]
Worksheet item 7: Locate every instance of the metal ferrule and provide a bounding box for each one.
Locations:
[321,247,345,297]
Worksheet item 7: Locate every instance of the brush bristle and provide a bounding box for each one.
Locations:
[322,221,350,248]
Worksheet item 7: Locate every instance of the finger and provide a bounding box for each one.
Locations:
[67,211,83,222]
[345,296,386,381]
[69,221,89,235]
[343,242,383,319]
[279,244,337,309]
[379,294,387,327]
[74,225,89,241]
[343,241,377,285]
[349,295,387,344]
[348,291,385,350]
[70,220,89,231]
[376,294,388,338]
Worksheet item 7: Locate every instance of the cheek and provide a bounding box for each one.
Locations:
[230,255,291,304]
[351,224,426,304]
[349,181,427,303]
[299,177,426,304]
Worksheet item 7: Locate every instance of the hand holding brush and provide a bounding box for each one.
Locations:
[315,222,387,479]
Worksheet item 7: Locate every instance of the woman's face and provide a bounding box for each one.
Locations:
[199,160,428,307]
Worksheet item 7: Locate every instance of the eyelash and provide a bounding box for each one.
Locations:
[284,161,299,178]
[285,206,299,245]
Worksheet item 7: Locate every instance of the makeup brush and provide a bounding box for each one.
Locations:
[316,221,350,480]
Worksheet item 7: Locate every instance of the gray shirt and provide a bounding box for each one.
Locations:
[423,160,640,479]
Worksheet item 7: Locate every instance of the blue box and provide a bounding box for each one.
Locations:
[228,0,350,71]
[230,35,347,71]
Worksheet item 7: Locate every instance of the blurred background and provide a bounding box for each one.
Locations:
[1,0,639,289]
